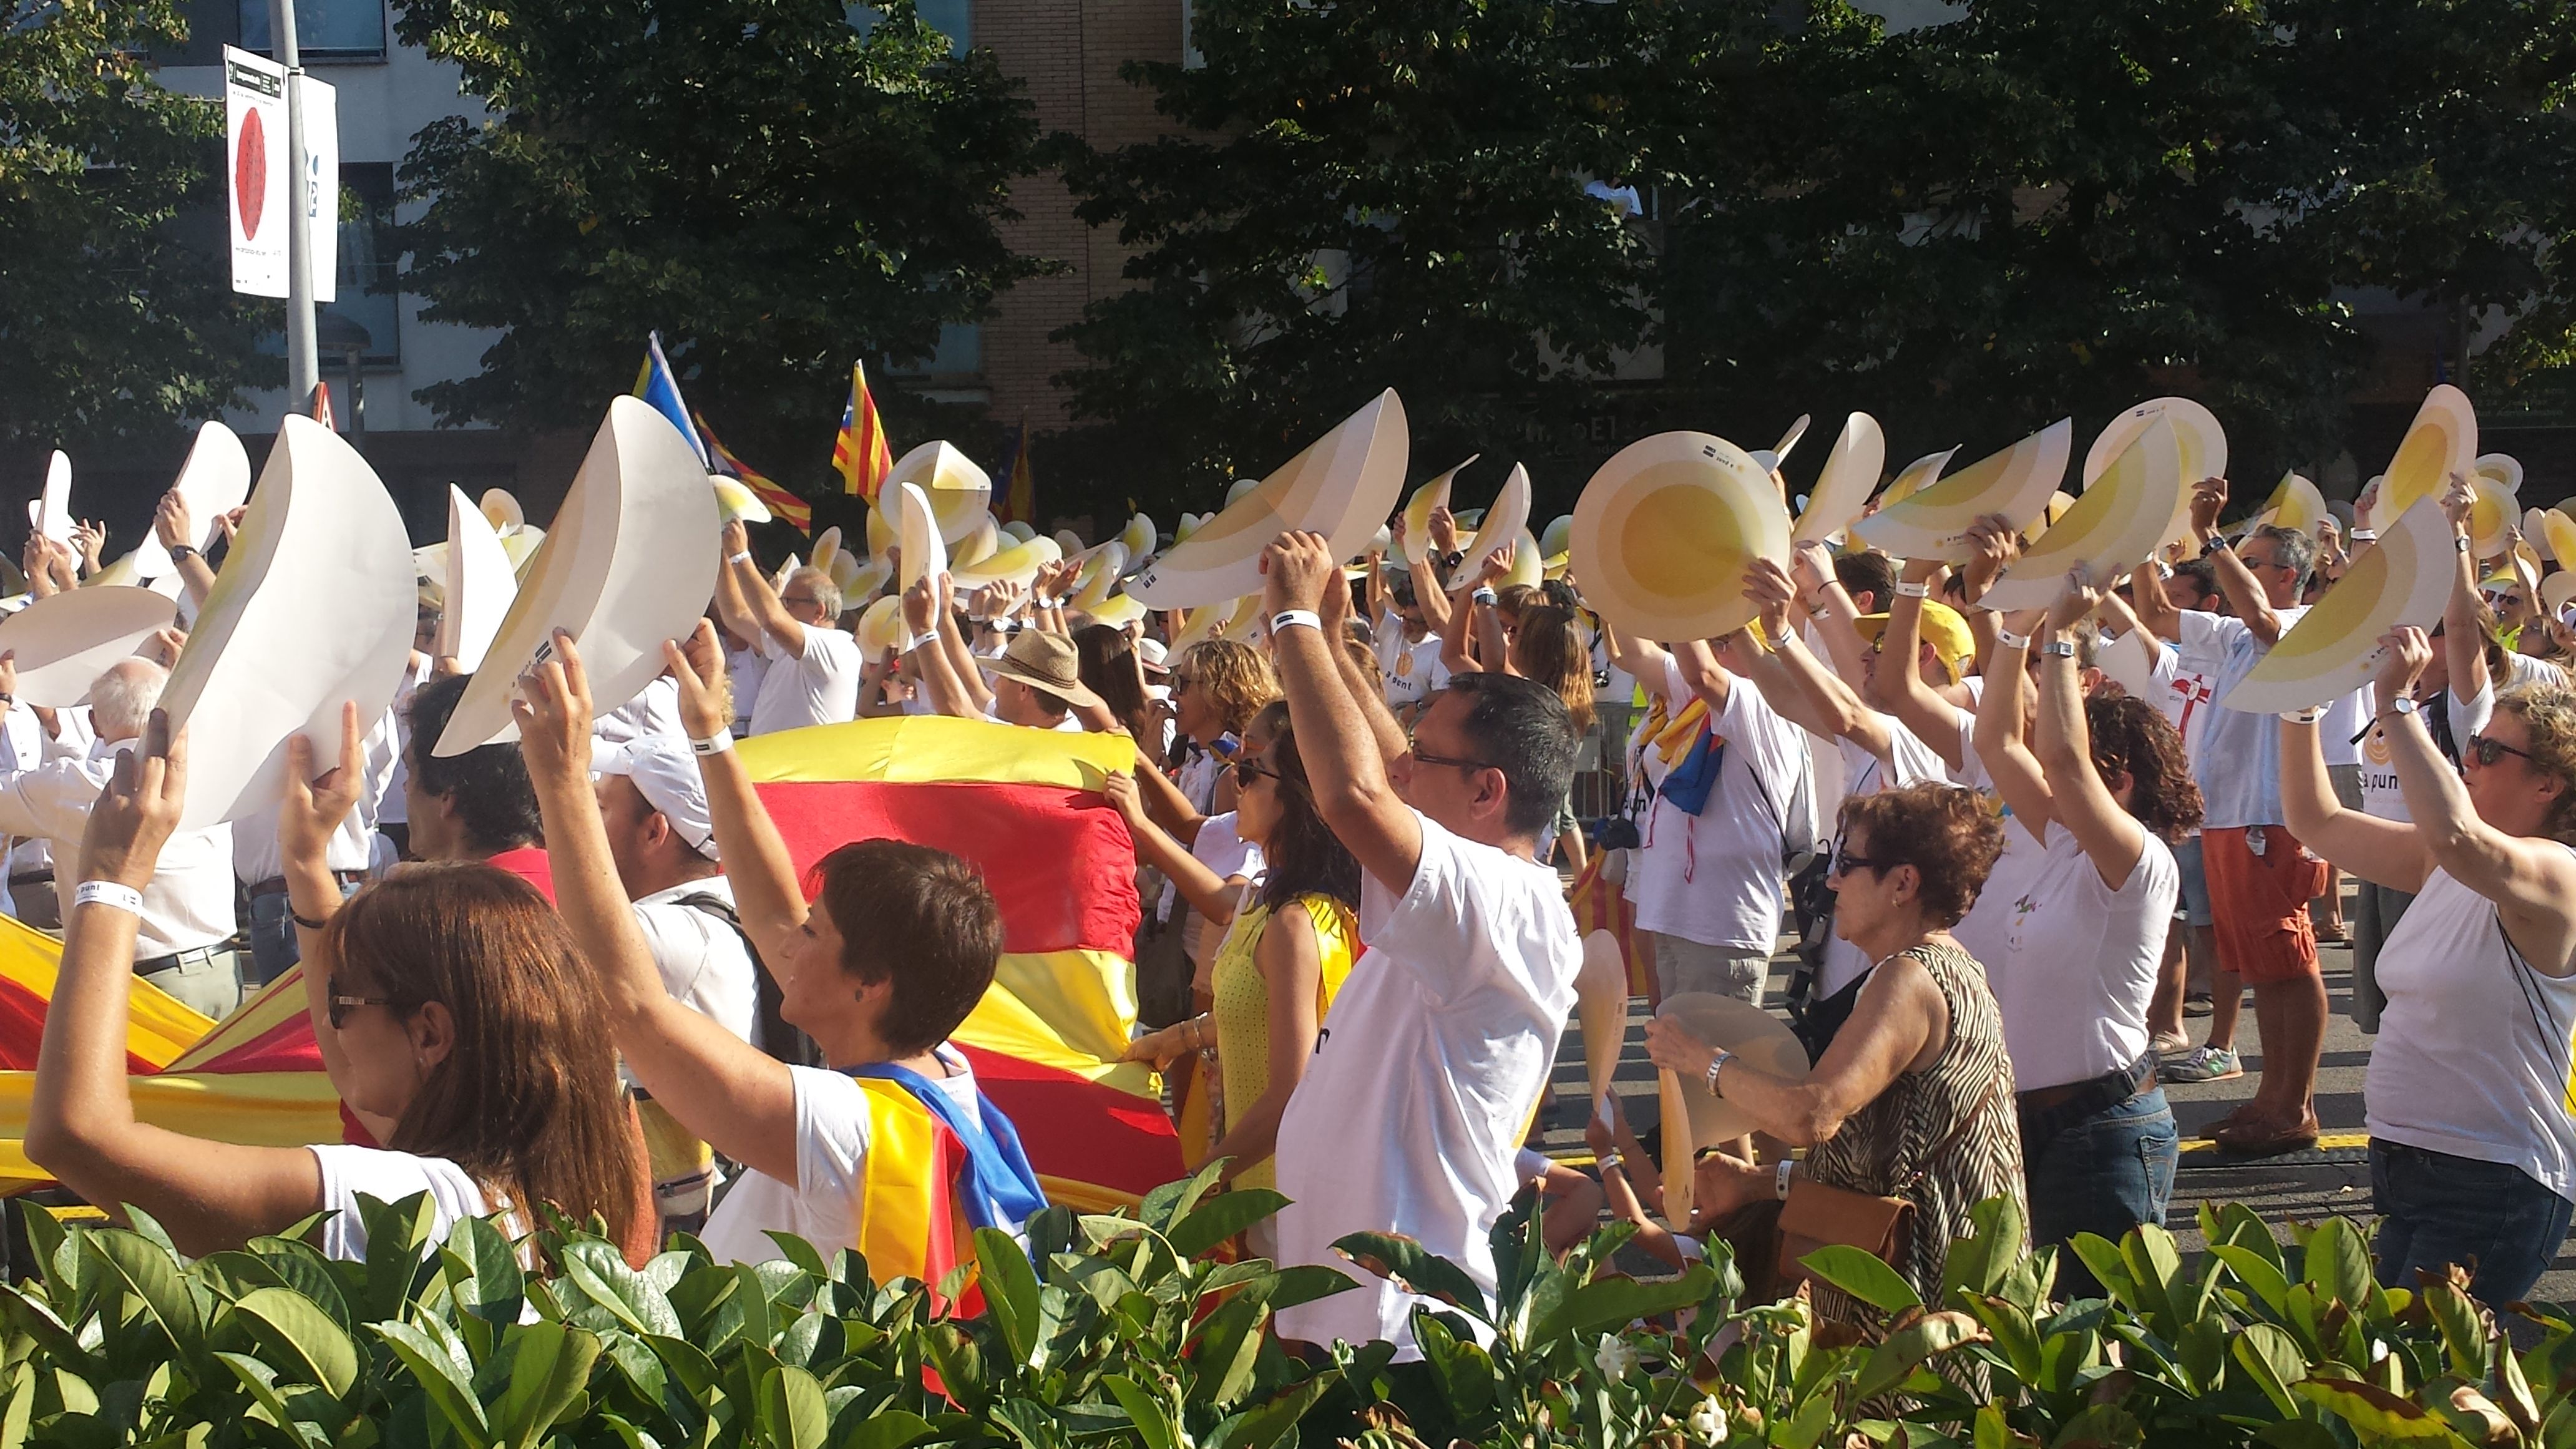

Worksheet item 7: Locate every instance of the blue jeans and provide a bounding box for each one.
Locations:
[2024,1087,2178,1299]
[2373,1141,2574,1305]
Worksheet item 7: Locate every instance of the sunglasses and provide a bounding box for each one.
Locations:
[1169,673,1197,690]
[326,973,394,1030]
[1231,759,1281,786]
[781,593,822,608]
[1828,836,1897,878]
[1409,747,1498,774]
[2466,733,2538,768]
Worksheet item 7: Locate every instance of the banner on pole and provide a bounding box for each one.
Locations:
[224,47,338,302]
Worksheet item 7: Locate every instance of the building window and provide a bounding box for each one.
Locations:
[237,0,386,61]
[847,0,968,57]
[884,322,982,381]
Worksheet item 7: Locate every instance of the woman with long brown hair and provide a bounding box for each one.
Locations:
[1075,623,1161,743]
[27,707,642,1261]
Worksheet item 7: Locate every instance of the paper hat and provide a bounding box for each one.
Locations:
[1086,593,1148,629]
[982,629,1103,711]
[2086,396,2226,504]
[2221,495,2454,715]
[1167,599,1232,653]
[500,527,545,580]
[1226,476,1261,506]
[2469,471,2520,558]
[30,451,71,546]
[712,474,772,526]
[439,484,517,671]
[1465,464,1533,566]
[1539,514,1573,562]
[1127,391,1410,608]
[854,593,904,655]
[2476,452,2525,491]
[1119,514,1157,562]
[811,525,846,575]
[2379,384,2477,520]
[1002,520,1037,545]
[1654,992,1811,1147]
[479,489,525,533]
[2236,471,2329,540]
[1570,431,1790,643]
[1879,447,1959,512]
[1495,529,1543,591]
[1070,542,1128,613]
[2095,626,2160,703]
[0,586,177,708]
[884,441,993,545]
[892,481,947,596]
[2544,570,2576,622]
[1981,415,2181,612]
[1852,418,2072,562]
[433,396,720,755]
[1852,601,1975,680]
[1053,529,1086,559]
[158,416,416,829]
[1790,412,1886,548]
[132,422,250,580]
[1173,512,1208,545]
[952,534,1062,590]
[1765,413,1812,470]
[955,515,1001,568]
[2538,509,2576,568]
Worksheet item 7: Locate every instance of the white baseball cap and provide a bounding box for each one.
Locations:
[1136,637,1170,675]
[594,736,719,861]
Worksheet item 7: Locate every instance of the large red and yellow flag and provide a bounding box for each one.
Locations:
[0,718,1180,1218]
[696,411,813,534]
[832,361,895,502]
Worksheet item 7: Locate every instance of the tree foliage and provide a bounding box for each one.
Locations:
[0,0,275,451]
[393,0,1048,477]
[1051,0,2576,517]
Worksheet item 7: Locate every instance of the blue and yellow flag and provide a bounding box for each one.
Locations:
[632,331,712,469]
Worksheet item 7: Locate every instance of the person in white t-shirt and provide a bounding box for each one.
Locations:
[1376,573,1450,722]
[713,520,862,734]
[1961,572,2200,1295]
[2129,482,2325,1156]
[522,624,1041,1271]
[2281,625,2576,1305]
[1257,531,1583,1359]
[26,706,644,1262]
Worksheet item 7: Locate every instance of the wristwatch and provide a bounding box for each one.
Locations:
[1705,1048,1734,1097]
[168,545,198,562]
[1441,549,1466,572]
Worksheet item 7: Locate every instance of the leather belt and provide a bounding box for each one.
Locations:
[134,942,233,977]
[2015,1048,2159,1159]
[248,872,364,899]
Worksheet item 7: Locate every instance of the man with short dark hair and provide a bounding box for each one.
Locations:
[1377,573,1448,722]
[1256,530,1583,1359]
[405,671,552,898]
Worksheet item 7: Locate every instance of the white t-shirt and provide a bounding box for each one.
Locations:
[2318,686,2371,769]
[728,645,773,734]
[2356,710,2413,822]
[700,1047,984,1264]
[1181,812,1266,971]
[2368,861,2576,1203]
[1376,614,1448,713]
[1272,812,1583,1358]
[1624,661,1810,952]
[631,878,762,1071]
[2175,607,2310,829]
[1968,822,2178,1091]
[748,625,863,735]
[596,676,687,748]
[310,1144,500,1261]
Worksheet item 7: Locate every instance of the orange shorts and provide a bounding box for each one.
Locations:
[2201,824,2330,984]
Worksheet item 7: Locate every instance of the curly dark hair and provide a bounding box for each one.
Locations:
[2085,695,2204,843]
[1256,720,1363,916]
[1837,783,2004,928]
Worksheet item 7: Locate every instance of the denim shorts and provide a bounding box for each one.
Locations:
[2023,1087,2177,1299]
[2175,835,2213,928]
[2372,1140,2574,1307]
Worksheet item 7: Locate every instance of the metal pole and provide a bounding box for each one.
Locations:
[268,0,318,412]
[347,348,365,454]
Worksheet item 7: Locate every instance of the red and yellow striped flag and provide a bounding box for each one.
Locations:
[695,411,813,534]
[832,361,895,502]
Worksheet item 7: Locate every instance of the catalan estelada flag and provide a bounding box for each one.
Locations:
[832,361,895,502]
[995,419,1036,525]
[739,715,1181,1214]
[846,1061,1046,1312]
[695,409,812,534]
[633,331,713,469]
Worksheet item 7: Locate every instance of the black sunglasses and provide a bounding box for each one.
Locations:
[326,973,394,1031]
[1828,834,1898,878]
[1410,747,1498,774]
[2467,733,2539,768]
[1231,759,1280,786]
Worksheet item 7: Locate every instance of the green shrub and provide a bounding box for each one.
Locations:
[0,1159,2570,1449]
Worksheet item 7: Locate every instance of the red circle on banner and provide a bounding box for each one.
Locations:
[236,109,266,240]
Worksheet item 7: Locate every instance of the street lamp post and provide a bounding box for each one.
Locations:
[266,0,320,413]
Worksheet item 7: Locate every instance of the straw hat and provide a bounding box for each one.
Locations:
[1654,993,1811,1146]
[982,629,1102,710]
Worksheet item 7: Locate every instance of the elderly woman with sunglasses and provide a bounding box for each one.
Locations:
[1644,779,2024,1319]
[2281,625,2576,1305]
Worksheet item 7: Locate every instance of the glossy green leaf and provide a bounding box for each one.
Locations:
[2233,1322,2310,1418]
[974,1226,1043,1367]
[2294,1375,2466,1441]
[373,1319,494,1449]
[1852,1309,1986,1402]
[1203,1369,1340,1449]
[1329,1232,1489,1322]
[758,1365,829,1449]
[85,1228,203,1363]
[1795,1245,1921,1314]
[489,1320,603,1449]
[232,1285,360,1396]
[1101,1375,1177,1449]
[1529,1264,1715,1344]
[2301,1217,2374,1313]
[1166,1189,1289,1260]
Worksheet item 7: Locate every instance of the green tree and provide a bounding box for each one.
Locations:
[0,0,275,451]
[394,0,1048,489]
[1047,0,1742,518]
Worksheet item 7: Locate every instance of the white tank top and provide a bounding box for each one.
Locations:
[2365,861,2576,1203]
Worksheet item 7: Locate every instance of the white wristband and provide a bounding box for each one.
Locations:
[726,550,752,567]
[1894,580,1931,598]
[74,881,143,915]
[689,729,734,756]
[1996,628,2031,650]
[1271,610,1323,634]
[2352,530,2378,543]
[1775,1159,1795,1201]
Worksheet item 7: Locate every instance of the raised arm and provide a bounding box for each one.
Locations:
[2376,627,2576,968]
[1787,540,1869,686]
[718,520,806,653]
[1742,559,1886,753]
[2192,478,2288,645]
[2440,474,2494,704]
[26,716,326,1255]
[1264,532,1422,892]
[930,575,996,715]
[2034,571,2145,889]
[154,492,218,607]
[2278,696,2429,895]
[521,632,799,1184]
[665,622,814,962]
[1973,608,2055,833]
[1876,555,1970,773]
[902,575,982,721]
[1102,773,1239,924]
[280,703,398,1145]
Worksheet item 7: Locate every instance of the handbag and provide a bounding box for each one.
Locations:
[1773,1074,2005,1299]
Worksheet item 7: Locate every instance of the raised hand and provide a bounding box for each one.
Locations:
[2044,564,2105,636]
[82,710,185,891]
[2374,625,2432,705]
[1427,505,1460,557]
[154,490,194,552]
[661,620,734,741]
[280,701,368,866]
[1740,557,1798,642]
[2190,476,2229,539]
[509,630,597,789]
[1258,530,1337,618]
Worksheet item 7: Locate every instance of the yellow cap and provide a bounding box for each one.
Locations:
[1852,600,1974,683]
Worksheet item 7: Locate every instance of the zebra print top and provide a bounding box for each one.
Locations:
[1804,938,2028,1322]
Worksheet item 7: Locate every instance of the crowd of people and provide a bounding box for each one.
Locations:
[6,448,2575,1362]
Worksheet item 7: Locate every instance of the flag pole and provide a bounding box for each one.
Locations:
[268,0,319,412]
